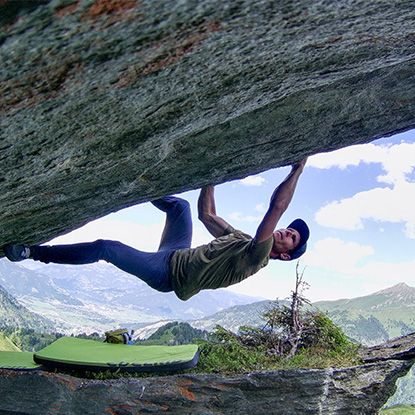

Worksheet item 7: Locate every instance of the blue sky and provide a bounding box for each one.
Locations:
[46,129,415,302]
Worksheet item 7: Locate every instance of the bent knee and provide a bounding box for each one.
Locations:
[175,198,190,212]
[93,239,121,251]
[93,239,122,262]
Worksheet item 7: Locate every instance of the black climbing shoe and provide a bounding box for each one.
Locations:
[3,244,31,262]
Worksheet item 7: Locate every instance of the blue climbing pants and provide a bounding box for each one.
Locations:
[31,197,193,292]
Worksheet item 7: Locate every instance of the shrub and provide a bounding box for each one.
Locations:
[195,265,361,373]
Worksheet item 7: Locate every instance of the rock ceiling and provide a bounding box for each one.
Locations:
[1,0,414,247]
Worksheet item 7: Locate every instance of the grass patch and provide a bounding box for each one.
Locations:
[380,405,415,414]
[193,323,360,375]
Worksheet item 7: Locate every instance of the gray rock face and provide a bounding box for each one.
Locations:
[1,334,415,415]
[0,360,411,415]
[1,0,415,246]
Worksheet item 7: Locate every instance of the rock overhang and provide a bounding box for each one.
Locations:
[1,0,415,248]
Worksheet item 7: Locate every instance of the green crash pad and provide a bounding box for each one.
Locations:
[34,337,199,372]
[0,351,42,370]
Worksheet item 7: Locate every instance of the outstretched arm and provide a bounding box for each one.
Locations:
[198,185,233,238]
[254,158,307,243]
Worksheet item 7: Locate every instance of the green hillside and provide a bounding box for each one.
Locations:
[193,300,285,332]
[0,331,20,351]
[314,283,415,346]
[139,322,212,345]
[193,283,415,347]
[0,284,53,332]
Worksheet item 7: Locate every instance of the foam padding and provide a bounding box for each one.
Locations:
[34,337,199,372]
[0,351,41,370]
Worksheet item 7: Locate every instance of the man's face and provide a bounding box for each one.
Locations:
[270,228,301,260]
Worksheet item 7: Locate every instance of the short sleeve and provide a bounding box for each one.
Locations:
[248,235,274,257]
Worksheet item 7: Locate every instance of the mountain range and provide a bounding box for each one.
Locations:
[2,258,415,347]
[0,259,261,334]
[315,283,415,346]
[190,283,415,346]
[191,299,286,333]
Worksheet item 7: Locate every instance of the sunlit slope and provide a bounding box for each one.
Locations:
[0,332,19,352]
[0,283,53,333]
[315,283,415,345]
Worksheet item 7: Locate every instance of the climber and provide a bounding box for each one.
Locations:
[3,159,309,301]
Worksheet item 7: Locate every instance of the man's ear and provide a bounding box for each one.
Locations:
[279,253,291,261]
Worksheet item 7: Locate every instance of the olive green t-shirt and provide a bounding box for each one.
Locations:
[169,226,274,301]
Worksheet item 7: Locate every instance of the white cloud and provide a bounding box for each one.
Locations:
[377,142,415,185]
[405,222,415,239]
[308,143,384,170]
[311,141,415,235]
[255,203,266,213]
[296,235,415,300]
[307,251,415,300]
[226,204,266,224]
[224,258,305,301]
[228,236,377,301]
[352,259,415,291]
[228,212,262,223]
[226,246,415,302]
[315,199,365,231]
[192,225,215,247]
[49,217,216,252]
[304,237,374,274]
[316,182,415,237]
[240,175,266,186]
[49,219,166,251]
[308,141,415,183]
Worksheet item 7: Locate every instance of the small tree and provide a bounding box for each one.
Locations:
[197,265,359,373]
[286,262,310,357]
[236,262,354,359]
